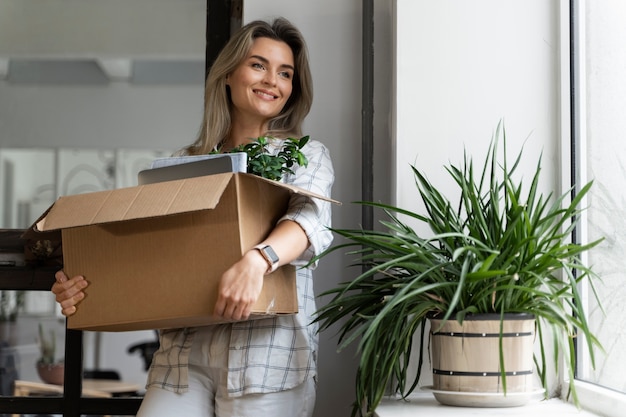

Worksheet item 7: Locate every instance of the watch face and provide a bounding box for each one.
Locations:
[262,245,279,264]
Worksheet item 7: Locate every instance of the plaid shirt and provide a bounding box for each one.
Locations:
[146,138,334,397]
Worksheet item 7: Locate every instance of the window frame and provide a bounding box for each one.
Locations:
[567,1,626,415]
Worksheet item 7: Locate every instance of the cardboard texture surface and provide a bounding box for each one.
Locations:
[34,173,333,331]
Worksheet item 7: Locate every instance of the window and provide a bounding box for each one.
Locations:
[572,1,626,415]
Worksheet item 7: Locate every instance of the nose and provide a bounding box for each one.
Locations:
[262,71,277,86]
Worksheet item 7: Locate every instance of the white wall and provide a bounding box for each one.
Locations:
[394,0,564,216]
[394,0,566,395]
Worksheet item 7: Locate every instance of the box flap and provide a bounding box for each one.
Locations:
[35,172,340,232]
[253,174,341,205]
[37,173,234,231]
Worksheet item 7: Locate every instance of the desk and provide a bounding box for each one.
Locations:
[82,379,142,396]
[12,379,142,417]
[13,379,142,398]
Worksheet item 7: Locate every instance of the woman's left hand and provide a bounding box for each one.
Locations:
[214,249,268,321]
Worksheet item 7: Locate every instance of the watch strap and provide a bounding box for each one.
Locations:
[253,244,279,274]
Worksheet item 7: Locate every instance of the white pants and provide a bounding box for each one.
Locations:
[136,325,316,417]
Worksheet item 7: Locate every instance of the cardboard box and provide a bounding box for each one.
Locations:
[33,173,335,331]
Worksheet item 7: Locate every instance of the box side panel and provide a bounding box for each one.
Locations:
[65,206,242,330]
[67,265,297,331]
[236,175,291,251]
[234,176,297,317]
[252,264,298,314]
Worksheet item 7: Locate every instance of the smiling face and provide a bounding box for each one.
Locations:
[226,37,295,135]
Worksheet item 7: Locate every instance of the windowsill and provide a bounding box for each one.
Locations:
[374,393,599,417]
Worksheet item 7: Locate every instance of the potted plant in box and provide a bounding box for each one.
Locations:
[228,135,309,180]
[213,135,309,180]
[314,122,603,416]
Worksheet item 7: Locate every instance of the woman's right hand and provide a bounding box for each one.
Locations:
[51,270,89,317]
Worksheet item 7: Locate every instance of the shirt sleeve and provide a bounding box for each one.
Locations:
[278,139,335,268]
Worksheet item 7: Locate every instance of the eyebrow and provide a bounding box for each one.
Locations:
[250,55,295,72]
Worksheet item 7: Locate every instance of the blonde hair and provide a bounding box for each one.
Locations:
[184,17,313,155]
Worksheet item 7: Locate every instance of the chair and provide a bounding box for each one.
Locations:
[127,330,159,371]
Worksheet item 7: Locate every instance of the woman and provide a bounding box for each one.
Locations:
[52,17,334,417]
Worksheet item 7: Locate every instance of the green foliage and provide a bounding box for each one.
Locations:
[229,136,309,181]
[314,122,604,416]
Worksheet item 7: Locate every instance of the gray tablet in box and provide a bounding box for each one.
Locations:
[138,153,247,185]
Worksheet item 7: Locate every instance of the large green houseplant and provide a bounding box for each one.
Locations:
[315,122,603,416]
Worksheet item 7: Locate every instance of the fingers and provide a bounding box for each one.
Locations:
[52,271,89,317]
[214,292,253,321]
[54,270,64,283]
[213,298,227,318]
[214,274,263,321]
[213,276,258,321]
[60,305,78,317]
[213,252,266,321]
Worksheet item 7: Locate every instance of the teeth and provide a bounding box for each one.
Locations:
[255,90,275,99]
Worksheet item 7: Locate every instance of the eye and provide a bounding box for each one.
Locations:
[251,62,265,70]
[279,70,293,80]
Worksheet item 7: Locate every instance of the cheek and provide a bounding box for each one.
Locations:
[228,70,254,92]
[228,78,250,101]
[281,81,294,100]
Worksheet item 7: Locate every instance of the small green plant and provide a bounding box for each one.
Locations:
[37,323,57,365]
[229,136,309,181]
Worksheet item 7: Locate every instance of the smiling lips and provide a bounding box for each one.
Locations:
[254,89,278,100]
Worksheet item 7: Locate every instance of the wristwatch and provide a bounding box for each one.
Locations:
[253,244,280,274]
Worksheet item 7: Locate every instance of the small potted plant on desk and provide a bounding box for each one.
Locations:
[314,122,604,416]
[36,323,64,385]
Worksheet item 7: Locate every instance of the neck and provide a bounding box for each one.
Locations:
[224,128,268,151]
